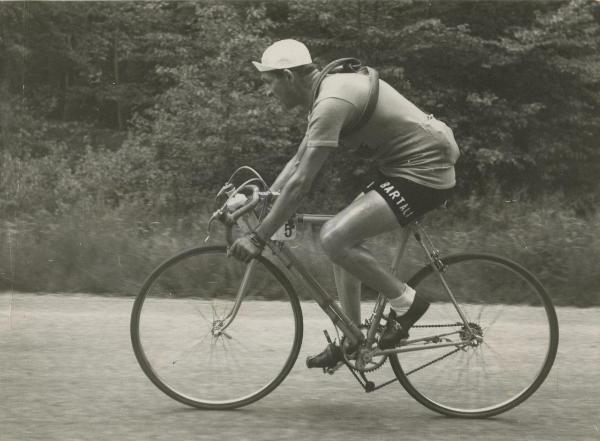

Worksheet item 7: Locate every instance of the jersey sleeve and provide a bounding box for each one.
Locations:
[305,97,358,148]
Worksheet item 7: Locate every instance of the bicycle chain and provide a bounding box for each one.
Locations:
[341,321,475,392]
[342,322,469,377]
[404,322,472,375]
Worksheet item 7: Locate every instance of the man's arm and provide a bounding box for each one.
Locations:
[255,146,330,240]
[228,146,330,262]
[229,97,353,261]
[270,152,300,193]
[270,139,308,192]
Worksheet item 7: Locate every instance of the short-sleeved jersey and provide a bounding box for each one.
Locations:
[304,73,460,189]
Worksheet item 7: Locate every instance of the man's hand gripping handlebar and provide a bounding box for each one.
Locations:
[205,176,277,263]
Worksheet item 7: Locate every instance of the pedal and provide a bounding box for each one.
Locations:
[324,361,344,375]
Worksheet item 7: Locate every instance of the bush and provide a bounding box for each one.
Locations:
[1,194,598,306]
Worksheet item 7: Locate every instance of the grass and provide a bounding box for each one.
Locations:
[1,194,599,306]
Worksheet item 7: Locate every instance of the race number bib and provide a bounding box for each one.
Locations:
[271,220,297,241]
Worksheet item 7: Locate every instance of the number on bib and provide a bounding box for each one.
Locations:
[271,220,297,241]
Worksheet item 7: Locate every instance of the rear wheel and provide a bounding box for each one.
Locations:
[389,254,558,418]
[130,246,303,409]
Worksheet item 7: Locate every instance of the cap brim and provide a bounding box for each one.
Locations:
[252,61,278,72]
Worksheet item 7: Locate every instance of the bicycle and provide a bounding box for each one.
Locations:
[130,166,559,418]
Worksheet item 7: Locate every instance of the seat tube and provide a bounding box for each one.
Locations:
[366,294,387,344]
[366,225,412,344]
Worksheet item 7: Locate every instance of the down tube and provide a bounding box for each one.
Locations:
[274,245,365,344]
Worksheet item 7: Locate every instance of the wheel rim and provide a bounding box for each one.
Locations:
[131,247,302,408]
[392,254,558,416]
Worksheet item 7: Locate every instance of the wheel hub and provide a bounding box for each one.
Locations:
[459,322,483,346]
[211,319,227,337]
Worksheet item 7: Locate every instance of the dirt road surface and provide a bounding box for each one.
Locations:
[1,293,598,441]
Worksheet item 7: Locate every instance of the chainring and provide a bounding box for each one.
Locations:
[341,323,388,373]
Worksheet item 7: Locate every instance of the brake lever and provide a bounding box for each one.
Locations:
[205,184,271,243]
[206,182,236,242]
[204,209,223,242]
[216,183,234,201]
[204,194,244,242]
[205,196,234,242]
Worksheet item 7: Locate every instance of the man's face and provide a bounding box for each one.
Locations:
[261,71,300,109]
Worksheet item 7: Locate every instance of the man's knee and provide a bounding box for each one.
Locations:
[320,220,366,263]
[319,220,347,262]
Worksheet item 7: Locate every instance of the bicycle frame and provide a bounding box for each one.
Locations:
[220,212,478,359]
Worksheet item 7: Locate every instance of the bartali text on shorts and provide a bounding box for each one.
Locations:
[380,182,416,217]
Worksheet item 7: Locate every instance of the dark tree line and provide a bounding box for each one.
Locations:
[1,0,599,216]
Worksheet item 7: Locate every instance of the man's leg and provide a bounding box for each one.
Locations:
[320,190,429,346]
[306,190,426,369]
[320,190,408,300]
[332,264,361,326]
[332,193,363,327]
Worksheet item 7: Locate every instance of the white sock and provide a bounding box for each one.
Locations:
[389,285,416,314]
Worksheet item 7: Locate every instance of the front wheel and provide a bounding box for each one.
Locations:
[389,254,559,418]
[130,246,303,409]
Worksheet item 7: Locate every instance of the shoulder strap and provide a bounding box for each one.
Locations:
[310,58,380,136]
[342,66,379,135]
[310,58,362,108]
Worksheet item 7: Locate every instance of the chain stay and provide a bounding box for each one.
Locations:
[404,346,463,376]
[366,344,465,393]
[344,321,469,392]
[404,321,469,375]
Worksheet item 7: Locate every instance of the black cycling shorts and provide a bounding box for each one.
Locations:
[365,174,452,226]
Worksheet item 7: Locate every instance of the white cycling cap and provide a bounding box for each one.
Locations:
[252,39,312,72]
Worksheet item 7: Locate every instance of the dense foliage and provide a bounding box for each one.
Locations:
[1,1,600,303]
[1,0,599,215]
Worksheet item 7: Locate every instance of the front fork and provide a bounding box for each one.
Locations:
[210,259,258,337]
[212,215,260,337]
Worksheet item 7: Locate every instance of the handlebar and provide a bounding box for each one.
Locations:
[205,167,338,245]
[229,184,261,222]
[210,166,330,244]
[205,185,337,250]
[206,184,261,233]
[205,167,274,244]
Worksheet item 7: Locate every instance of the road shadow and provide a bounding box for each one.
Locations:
[162,398,520,426]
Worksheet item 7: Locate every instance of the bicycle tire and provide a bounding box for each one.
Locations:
[389,253,559,418]
[130,245,303,410]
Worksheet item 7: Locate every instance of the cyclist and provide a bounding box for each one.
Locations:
[229,39,460,369]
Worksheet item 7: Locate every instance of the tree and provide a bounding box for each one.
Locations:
[2,0,599,216]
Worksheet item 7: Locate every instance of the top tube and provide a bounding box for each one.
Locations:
[296,213,424,228]
[296,214,333,226]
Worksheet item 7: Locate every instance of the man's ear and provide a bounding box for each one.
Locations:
[282,69,294,82]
